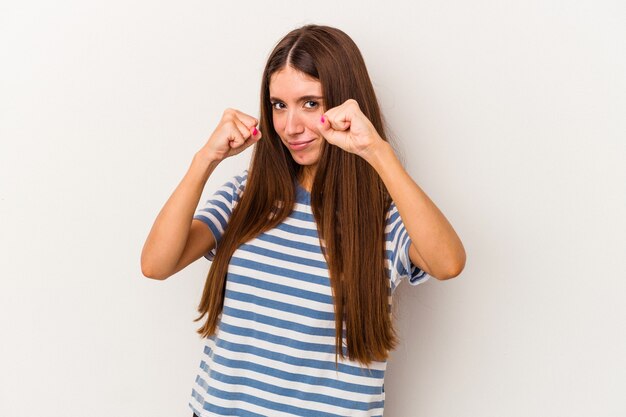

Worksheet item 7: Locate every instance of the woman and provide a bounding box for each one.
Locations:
[141,24,465,417]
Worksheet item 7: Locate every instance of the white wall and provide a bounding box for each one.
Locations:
[1,1,624,416]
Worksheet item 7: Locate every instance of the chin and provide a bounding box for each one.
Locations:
[292,155,318,166]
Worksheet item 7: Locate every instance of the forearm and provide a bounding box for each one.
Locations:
[366,141,466,279]
[140,152,219,279]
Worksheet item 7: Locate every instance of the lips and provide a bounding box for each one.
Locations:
[287,139,315,151]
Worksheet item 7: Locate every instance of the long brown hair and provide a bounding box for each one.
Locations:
[195,25,396,365]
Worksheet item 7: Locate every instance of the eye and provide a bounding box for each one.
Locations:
[271,101,286,110]
[304,100,319,109]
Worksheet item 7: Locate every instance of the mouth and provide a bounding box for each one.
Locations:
[287,138,316,151]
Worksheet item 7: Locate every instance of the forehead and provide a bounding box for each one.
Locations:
[269,66,322,98]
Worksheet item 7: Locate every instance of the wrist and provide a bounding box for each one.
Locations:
[362,140,395,172]
[191,151,220,181]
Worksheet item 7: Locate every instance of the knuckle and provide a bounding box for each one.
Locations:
[222,108,236,119]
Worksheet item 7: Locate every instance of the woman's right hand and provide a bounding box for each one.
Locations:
[141,108,261,280]
[198,108,262,162]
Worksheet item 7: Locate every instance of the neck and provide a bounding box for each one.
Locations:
[299,165,316,192]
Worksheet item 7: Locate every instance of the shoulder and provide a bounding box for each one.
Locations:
[232,169,248,190]
[220,170,248,200]
[384,201,402,230]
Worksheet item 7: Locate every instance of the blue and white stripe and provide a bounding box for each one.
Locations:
[190,171,429,417]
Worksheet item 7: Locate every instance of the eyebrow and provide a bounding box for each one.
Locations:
[269,95,324,102]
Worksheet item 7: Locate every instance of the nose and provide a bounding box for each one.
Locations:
[285,110,304,136]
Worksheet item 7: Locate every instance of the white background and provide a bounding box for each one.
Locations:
[1,1,625,416]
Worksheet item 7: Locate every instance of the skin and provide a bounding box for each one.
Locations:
[141,66,465,281]
[269,66,326,190]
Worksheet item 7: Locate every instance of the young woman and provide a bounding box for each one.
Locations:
[141,24,465,417]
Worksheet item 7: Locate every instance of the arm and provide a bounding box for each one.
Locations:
[140,155,219,280]
[140,109,261,280]
[365,141,466,280]
[319,99,466,280]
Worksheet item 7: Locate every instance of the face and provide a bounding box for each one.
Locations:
[269,66,325,175]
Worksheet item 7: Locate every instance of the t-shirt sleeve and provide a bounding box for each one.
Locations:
[192,170,248,261]
[386,201,431,291]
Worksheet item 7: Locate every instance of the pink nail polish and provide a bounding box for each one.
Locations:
[253,127,258,136]
[320,115,325,123]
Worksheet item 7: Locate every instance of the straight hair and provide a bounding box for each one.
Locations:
[195,25,396,365]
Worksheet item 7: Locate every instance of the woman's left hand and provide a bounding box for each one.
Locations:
[318,99,385,161]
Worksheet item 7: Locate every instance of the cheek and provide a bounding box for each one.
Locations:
[303,112,322,131]
[272,114,285,132]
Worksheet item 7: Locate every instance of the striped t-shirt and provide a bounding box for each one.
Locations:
[190,171,430,417]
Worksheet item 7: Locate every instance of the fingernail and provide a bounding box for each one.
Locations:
[320,115,325,123]
[253,127,258,136]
